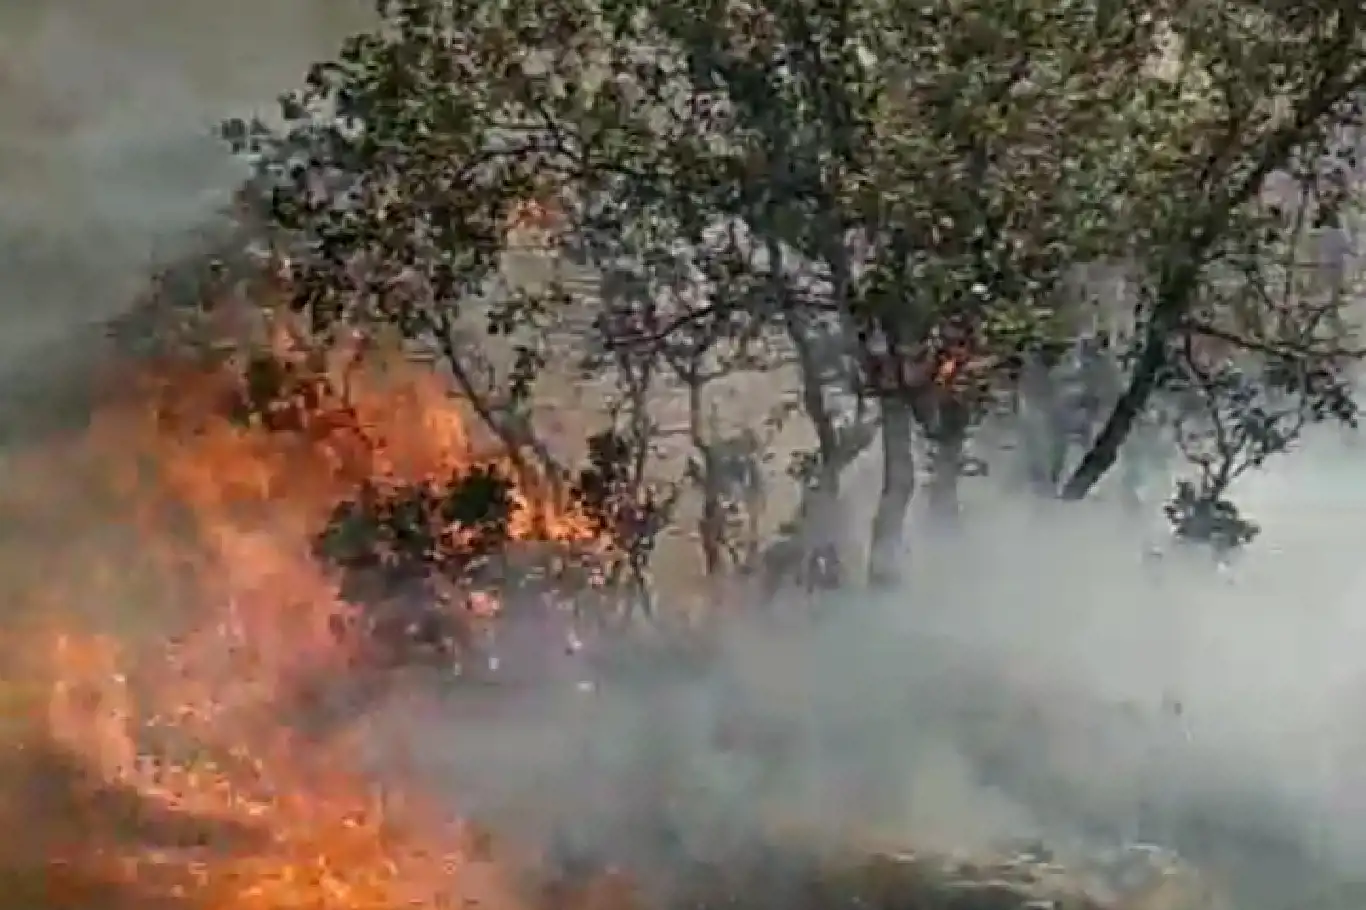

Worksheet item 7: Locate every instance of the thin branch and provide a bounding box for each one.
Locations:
[432,310,569,502]
[1185,318,1366,359]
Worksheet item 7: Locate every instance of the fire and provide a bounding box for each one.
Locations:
[38,622,512,909]
[1,313,601,909]
[504,197,566,251]
[934,353,960,386]
[103,319,598,661]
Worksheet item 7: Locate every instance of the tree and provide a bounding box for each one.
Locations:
[226,0,1366,603]
[556,0,1192,583]
[220,3,570,498]
[1153,176,1363,552]
[1058,4,1366,499]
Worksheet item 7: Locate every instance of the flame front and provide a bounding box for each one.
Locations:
[2,325,598,910]
[43,625,484,909]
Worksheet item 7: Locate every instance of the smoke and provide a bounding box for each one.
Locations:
[345,434,1366,909]
[0,1,370,363]
[5,7,1366,908]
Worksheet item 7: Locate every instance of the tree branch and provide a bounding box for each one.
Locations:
[1186,317,1366,360]
[1060,31,1366,500]
[432,311,569,503]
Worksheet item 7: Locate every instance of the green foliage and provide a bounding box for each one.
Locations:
[1164,479,1260,555]
[570,428,677,611]
[313,426,670,657]
[227,0,1190,374]
[227,0,1366,581]
[315,466,518,663]
[1058,4,1366,498]
[318,467,517,593]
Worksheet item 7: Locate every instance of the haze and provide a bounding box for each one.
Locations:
[3,5,1366,909]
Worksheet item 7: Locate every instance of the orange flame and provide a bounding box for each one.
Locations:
[4,313,601,910]
[39,621,513,909]
[934,354,960,386]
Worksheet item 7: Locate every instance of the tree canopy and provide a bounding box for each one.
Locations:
[221,0,1366,603]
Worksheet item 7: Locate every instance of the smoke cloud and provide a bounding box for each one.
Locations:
[344,432,1366,909]
[0,1,369,361]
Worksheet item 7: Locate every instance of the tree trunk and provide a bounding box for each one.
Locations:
[1059,98,1325,499]
[784,309,852,589]
[805,464,846,590]
[697,453,725,577]
[687,374,726,577]
[868,395,916,588]
[1059,313,1173,500]
[758,419,877,597]
[927,397,970,522]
